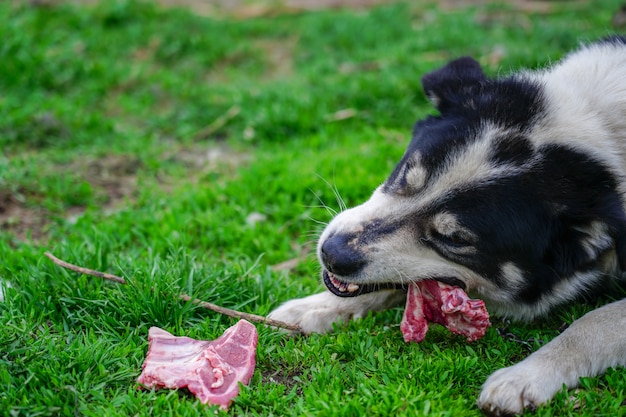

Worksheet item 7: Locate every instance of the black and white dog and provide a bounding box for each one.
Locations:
[269,37,626,415]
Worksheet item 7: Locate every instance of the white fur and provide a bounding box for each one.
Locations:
[268,290,405,334]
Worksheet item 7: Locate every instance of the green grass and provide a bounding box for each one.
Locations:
[1,0,625,416]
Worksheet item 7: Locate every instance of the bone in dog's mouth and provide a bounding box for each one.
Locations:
[324,269,489,342]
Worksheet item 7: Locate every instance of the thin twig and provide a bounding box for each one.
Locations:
[44,251,302,333]
[45,252,127,284]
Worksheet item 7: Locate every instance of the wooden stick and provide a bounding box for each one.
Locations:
[44,251,302,333]
[45,252,127,284]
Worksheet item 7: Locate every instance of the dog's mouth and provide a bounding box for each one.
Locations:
[323,269,466,297]
[323,270,405,297]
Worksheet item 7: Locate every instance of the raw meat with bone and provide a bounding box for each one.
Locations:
[137,319,258,408]
[401,280,490,343]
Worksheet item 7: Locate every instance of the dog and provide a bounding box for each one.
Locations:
[269,36,626,415]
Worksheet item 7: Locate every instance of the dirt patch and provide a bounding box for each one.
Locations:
[132,0,577,18]
[255,37,298,81]
[0,190,48,242]
[163,142,253,181]
[1,142,252,243]
[72,154,140,205]
[260,366,308,396]
[0,155,141,242]
[51,0,398,17]
[43,0,592,18]
[152,0,399,18]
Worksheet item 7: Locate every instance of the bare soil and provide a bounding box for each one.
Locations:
[0,155,140,242]
[0,190,48,242]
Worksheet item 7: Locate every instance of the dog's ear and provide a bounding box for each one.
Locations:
[421,57,486,113]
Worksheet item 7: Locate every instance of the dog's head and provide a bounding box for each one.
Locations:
[319,57,626,319]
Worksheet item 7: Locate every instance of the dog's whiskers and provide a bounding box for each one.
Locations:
[391,265,408,286]
[315,174,348,213]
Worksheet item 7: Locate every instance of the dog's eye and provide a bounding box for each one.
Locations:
[436,231,473,248]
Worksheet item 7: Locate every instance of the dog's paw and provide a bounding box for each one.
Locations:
[268,291,354,334]
[477,361,563,416]
[268,290,405,335]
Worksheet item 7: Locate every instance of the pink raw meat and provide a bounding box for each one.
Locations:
[400,280,490,343]
[137,319,258,408]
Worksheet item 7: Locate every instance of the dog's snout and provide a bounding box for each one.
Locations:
[320,234,366,277]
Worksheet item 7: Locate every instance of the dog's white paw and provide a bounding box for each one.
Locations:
[268,292,350,334]
[268,290,405,335]
[477,361,563,416]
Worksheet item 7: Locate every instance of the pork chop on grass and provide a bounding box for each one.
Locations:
[137,319,258,409]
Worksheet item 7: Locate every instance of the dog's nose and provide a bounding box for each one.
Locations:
[320,234,366,277]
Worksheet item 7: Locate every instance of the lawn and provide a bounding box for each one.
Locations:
[1,0,625,416]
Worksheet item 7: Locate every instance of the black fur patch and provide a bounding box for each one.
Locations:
[422,144,626,303]
[384,69,544,195]
[598,35,626,46]
[489,135,534,166]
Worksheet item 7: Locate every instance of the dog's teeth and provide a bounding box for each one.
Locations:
[328,273,358,293]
